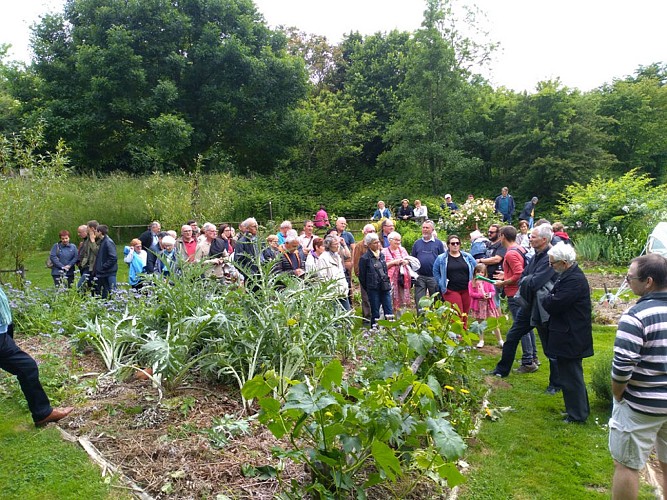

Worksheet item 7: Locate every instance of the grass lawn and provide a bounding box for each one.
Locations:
[457,324,657,499]
[0,396,126,499]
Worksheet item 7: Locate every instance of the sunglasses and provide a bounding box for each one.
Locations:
[449,241,461,246]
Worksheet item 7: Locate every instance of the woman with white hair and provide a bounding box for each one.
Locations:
[358,233,393,325]
[542,242,593,423]
[320,236,351,310]
[382,231,412,315]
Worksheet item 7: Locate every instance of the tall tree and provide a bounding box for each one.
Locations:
[27,0,308,173]
[488,80,617,201]
[596,64,667,181]
[380,0,481,192]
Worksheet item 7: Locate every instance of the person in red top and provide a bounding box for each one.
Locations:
[495,225,539,372]
[314,204,330,229]
[176,224,198,262]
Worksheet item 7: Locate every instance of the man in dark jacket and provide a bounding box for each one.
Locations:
[518,197,538,228]
[94,225,118,298]
[138,221,161,273]
[542,243,593,423]
[234,217,260,281]
[492,223,560,394]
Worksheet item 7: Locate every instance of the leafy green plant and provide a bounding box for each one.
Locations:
[590,349,614,405]
[243,359,466,499]
[573,233,608,262]
[558,169,667,237]
[199,414,255,449]
[74,312,140,376]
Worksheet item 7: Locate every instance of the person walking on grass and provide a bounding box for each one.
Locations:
[610,254,667,500]
[469,263,503,349]
[0,284,73,427]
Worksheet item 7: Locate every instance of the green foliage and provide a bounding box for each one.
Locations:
[243,357,466,498]
[573,233,608,262]
[0,124,69,272]
[29,0,308,173]
[558,169,667,235]
[590,349,614,405]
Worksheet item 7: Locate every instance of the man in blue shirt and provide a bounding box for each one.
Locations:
[0,285,73,426]
[494,187,515,223]
[411,220,445,313]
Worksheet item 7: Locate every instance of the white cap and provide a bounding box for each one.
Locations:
[445,194,451,199]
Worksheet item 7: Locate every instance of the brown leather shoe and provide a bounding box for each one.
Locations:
[35,407,74,427]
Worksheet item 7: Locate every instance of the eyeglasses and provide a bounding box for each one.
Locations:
[449,241,461,246]
[626,275,642,281]
[488,231,497,234]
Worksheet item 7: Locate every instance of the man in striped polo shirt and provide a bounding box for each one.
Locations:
[610,254,667,499]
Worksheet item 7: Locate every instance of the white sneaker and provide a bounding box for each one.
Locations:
[498,340,504,348]
[476,340,485,348]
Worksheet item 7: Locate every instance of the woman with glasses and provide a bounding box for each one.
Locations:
[433,234,477,328]
[542,242,593,423]
[382,231,412,316]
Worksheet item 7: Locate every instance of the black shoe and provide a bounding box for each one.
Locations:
[545,386,561,395]
[563,416,585,424]
[491,370,506,378]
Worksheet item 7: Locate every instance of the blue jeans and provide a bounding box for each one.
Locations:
[77,270,92,290]
[507,297,537,365]
[367,288,393,326]
[96,275,117,298]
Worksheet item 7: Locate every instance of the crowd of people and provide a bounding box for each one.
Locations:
[14,187,667,497]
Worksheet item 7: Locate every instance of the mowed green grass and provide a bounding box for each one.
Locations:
[457,325,656,499]
[0,397,126,499]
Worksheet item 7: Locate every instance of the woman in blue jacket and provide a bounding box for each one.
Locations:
[433,234,477,328]
[49,230,78,288]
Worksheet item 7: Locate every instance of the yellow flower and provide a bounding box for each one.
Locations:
[444,385,454,391]
[460,388,470,394]
[485,407,492,416]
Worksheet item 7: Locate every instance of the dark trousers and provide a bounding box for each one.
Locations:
[367,288,393,326]
[507,296,537,365]
[0,330,52,422]
[414,275,438,313]
[558,357,589,422]
[359,283,371,322]
[494,307,560,388]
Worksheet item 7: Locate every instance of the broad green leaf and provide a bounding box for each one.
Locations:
[407,332,433,356]
[411,381,434,399]
[258,397,281,414]
[426,374,442,399]
[241,374,275,400]
[371,440,401,481]
[427,416,466,460]
[434,461,465,486]
[319,359,343,388]
[284,384,337,414]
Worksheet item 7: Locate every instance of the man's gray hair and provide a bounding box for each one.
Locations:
[181,224,192,233]
[363,224,376,234]
[422,219,435,229]
[548,242,576,263]
[336,217,347,224]
[364,233,380,246]
[150,221,161,229]
[286,229,298,239]
[533,223,553,241]
[242,217,257,228]
[202,222,216,232]
[285,234,299,245]
[280,220,292,229]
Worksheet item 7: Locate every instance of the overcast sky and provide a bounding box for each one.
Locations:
[2,0,665,92]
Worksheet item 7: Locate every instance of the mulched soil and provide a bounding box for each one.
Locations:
[12,269,637,498]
